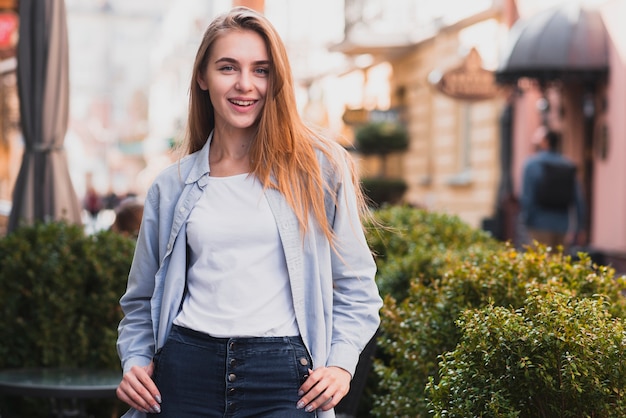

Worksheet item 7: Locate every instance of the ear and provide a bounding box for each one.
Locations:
[197,73,208,91]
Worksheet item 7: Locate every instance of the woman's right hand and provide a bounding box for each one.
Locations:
[116,362,162,414]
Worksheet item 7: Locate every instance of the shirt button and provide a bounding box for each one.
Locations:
[228,373,236,382]
[179,206,186,213]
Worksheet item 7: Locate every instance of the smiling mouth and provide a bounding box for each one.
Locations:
[230,99,256,106]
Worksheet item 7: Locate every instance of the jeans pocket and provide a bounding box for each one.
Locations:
[152,338,172,384]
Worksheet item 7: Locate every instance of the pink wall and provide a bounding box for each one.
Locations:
[593,0,626,253]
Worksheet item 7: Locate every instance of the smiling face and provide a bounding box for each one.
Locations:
[197,29,269,137]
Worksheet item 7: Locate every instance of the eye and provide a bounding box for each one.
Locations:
[254,67,269,76]
[219,65,235,72]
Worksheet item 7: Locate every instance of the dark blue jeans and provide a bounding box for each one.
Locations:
[151,325,316,417]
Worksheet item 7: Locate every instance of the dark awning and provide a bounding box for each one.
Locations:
[495,3,609,85]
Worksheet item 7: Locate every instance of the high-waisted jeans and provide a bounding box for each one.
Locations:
[150,325,316,417]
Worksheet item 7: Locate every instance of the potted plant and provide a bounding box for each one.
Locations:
[355,121,409,207]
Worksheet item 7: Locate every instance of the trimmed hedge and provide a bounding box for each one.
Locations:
[0,221,135,417]
[361,178,408,208]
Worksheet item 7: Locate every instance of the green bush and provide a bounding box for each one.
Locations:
[427,290,626,417]
[353,206,499,417]
[0,221,135,417]
[366,205,500,301]
[371,241,626,417]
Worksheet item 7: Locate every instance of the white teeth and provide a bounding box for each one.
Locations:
[231,99,254,106]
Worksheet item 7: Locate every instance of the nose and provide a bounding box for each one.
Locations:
[235,71,252,92]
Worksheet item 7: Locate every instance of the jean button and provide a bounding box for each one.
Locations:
[228,373,237,382]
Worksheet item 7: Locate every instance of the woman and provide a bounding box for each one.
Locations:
[116,6,382,417]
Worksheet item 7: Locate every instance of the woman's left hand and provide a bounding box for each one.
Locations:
[296,366,351,412]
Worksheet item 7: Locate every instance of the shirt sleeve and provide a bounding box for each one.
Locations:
[116,185,161,374]
[325,150,383,376]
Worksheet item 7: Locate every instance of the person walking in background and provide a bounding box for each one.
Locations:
[115,7,382,418]
[520,128,585,250]
[110,197,144,239]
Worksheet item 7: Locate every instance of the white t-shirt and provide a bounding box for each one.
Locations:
[173,173,299,337]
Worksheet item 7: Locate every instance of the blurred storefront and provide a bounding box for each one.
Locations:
[328,0,626,270]
[497,0,626,269]
[330,0,506,228]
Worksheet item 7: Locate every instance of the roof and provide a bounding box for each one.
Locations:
[495,3,609,84]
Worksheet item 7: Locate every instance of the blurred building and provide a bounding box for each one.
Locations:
[327,0,504,227]
[323,0,626,269]
[64,0,194,200]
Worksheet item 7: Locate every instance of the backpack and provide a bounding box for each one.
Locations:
[534,160,577,210]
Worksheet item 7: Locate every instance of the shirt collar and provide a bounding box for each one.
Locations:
[184,131,212,185]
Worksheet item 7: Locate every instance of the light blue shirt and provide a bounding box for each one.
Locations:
[116,133,382,418]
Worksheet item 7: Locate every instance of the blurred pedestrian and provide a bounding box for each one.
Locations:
[110,197,144,238]
[103,189,121,211]
[84,185,102,219]
[520,128,585,250]
[115,7,382,418]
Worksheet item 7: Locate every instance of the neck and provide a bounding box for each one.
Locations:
[208,127,254,177]
[211,126,254,159]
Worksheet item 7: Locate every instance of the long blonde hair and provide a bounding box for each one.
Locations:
[184,6,368,242]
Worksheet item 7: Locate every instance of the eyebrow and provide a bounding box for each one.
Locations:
[214,57,270,66]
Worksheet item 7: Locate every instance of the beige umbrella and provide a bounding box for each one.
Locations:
[8,0,81,232]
